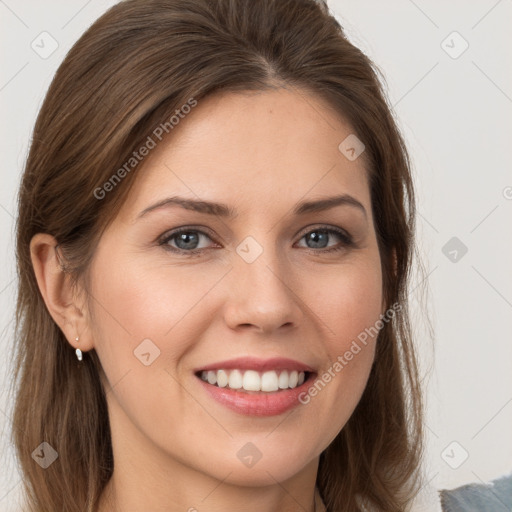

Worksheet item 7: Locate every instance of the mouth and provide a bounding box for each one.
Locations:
[195,368,313,393]
[193,357,317,416]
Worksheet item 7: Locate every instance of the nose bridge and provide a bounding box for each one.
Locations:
[224,237,302,333]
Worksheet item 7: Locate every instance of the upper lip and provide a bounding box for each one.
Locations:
[195,357,315,373]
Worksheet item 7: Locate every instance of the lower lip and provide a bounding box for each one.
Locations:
[196,374,315,417]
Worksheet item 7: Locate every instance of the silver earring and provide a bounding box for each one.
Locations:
[75,336,83,361]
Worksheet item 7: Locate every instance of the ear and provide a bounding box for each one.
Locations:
[30,233,95,355]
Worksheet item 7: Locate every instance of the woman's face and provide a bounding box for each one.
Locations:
[86,87,384,486]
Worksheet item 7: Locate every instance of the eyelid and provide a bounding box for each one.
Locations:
[294,223,352,240]
[157,225,220,248]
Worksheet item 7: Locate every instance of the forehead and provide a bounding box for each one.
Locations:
[118,87,371,222]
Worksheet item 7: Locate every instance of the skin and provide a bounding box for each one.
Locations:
[31,87,386,512]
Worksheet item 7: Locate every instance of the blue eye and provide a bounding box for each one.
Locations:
[158,226,354,256]
[297,227,354,252]
[159,228,214,254]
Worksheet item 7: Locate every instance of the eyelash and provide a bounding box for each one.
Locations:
[157,225,355,257]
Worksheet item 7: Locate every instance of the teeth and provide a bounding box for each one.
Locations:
[228,369,243,389]
[278,370,289,389]
[261,371,279,392]
[243,370,261,391]
[217,369,229,388]
[199,369,307,392]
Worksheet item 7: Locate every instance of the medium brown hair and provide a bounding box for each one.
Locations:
[11,0,425,510]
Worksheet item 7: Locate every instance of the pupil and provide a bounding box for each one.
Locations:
[308,231,327,249]
[176,232,198,250]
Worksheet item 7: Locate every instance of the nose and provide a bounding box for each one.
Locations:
[223,248,303,335]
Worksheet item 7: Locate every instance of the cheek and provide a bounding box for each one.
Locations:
[90,254,228,358]
[304,254,383,353]
[298,255,382,438]
[87,256,220,435]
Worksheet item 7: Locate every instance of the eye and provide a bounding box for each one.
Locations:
[159,228,217,254]
[158,225,354,256]
[296,226,354,253]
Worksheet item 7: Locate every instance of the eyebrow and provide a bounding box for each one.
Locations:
[137,193,367,219]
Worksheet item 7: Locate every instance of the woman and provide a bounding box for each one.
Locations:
[12,0,425,510]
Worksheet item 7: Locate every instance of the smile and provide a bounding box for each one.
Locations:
[194,357,317,416]
[198,369,308,392]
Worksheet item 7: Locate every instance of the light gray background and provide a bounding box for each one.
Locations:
[1,1,511,511]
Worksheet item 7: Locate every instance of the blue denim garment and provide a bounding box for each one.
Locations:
[439,473,512,511]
